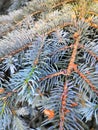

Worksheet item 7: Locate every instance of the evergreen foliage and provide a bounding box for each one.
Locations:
[0,0,98,130]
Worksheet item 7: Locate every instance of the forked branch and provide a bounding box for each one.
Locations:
[67,32,80,75]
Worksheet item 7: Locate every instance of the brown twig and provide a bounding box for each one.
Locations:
[44,22,72,35]
[79,44,98,61]
[52,0,76,9]
[48,44,73,57]
[0,43,32,62]
[59,82,70,130]
[67,32,80,75]
[40,70,66,81]
[74,65,98,95]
